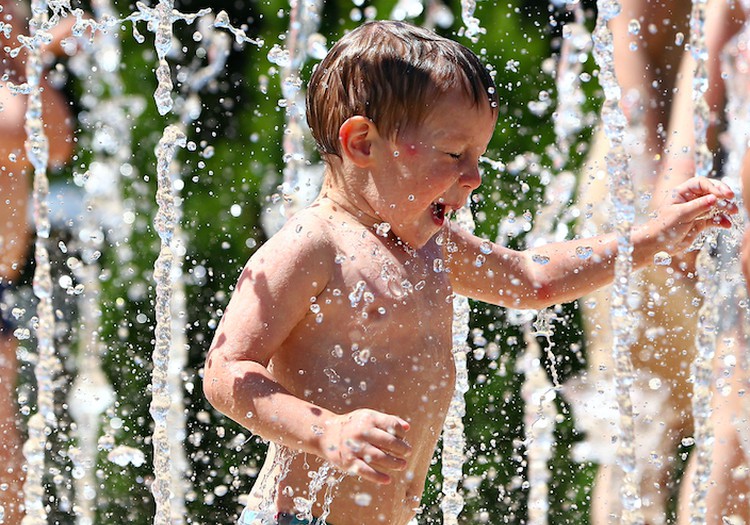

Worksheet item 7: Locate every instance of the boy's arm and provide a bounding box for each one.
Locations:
[203,220,410,484]
[450,177,736,309]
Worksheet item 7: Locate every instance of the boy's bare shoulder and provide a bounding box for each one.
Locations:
[264,203,340,252]
[248,201,346,282]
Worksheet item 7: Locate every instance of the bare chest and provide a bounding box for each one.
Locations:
[274,232,456,412]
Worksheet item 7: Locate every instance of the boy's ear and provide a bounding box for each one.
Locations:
[338,116,377,167]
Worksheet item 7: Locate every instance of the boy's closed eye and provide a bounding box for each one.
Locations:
[447,152,462,160]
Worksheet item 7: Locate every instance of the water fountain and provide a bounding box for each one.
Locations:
[0,0,739,523]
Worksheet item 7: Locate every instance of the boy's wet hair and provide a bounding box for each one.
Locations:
[306,20,498,159]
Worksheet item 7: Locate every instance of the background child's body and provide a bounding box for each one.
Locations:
[204,20,736,525]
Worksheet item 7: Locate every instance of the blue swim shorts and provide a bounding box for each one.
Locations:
[238,508,312,525]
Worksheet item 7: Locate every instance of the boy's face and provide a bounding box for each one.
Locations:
[367,87,497,248]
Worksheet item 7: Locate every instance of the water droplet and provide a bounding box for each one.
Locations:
[349,281,366,307]
[474,254,486,267]
[324,368,340,383]
[375,222,391,237]
[575,246,593,260]
[331,344,344,358]
[354,492,372,506]
[107,445,146,467]
[433,258,444,273]
[414,280,426,291]
[13,328,30,340]
[479,240,492,254]
[653,251,671,266]
[675,32,684,46]
[627,19,640,35]
[352,347,371,366]
[681,437,695,447]
[267,44,290,67]
[293,497,312,515]
[532,254,550,265]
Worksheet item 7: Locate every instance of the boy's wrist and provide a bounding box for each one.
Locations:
[629,221,661,270]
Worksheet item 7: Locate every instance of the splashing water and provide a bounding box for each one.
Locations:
[511,147,577,524]
[687,1,718,523]
[689,0,712,180]
[22,2,62,523]
[457,0,484,42]
[252,445,299,521]
[552,1,591,166]
[293,462,343,523]
[591,0,643,523]
[7,1,732,524]
[65,1,126,519]
[150,124,187,525]
[276,0,324,223]
[520,326,557,524]
[439,204,474,524]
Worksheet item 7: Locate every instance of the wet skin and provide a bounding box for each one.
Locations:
[204,88,737,524]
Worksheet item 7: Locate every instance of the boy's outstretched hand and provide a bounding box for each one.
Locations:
[642,177,737,255]
[319,409,411,485]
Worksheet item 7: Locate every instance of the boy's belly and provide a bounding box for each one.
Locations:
[251,421,447,525]
[257,292,456,523]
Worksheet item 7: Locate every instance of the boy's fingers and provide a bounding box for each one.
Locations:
[674,178,734,206]
[680,177,734,200]
[367,427,412,458]
[386,417,410,439]
[371,413,410,438]
[677,194,719,220]
[358,443,408,472]
[349,459,392,485]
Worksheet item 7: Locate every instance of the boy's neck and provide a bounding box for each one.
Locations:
[318,190,380,230]
[317,188,421,257]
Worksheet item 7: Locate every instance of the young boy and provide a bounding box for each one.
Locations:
[203,20,736,525]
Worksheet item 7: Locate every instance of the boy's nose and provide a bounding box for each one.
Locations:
[459,165,482,190]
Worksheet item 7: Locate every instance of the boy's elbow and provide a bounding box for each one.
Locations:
[512,288,555,310]
[514,265,557,309]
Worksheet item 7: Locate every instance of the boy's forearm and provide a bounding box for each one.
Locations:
[204,360,336,458]
[524,226,662,307]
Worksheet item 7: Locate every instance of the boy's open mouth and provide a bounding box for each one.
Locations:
[432,202,446,225]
